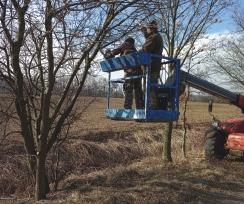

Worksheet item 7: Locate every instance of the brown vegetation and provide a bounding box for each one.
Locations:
[0,97,243,203]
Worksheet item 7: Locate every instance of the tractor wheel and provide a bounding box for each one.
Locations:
[204,127,228,160]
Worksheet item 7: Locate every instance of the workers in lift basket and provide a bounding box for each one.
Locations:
[105,37,144,109]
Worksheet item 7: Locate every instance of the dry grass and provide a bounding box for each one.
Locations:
[0,97,244,203]
[0,142,34,198]
[180,101,243,124]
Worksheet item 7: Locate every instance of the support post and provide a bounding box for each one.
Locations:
[175,59,181,113]
[107,72,111,109]
[144,64,151,119]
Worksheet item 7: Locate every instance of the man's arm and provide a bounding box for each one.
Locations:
[111,42,130,56]
[105,43,126,59]
[142,35,155,52]
[111,46,123,56]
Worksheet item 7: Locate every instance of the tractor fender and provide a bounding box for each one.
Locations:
[226,133,244,151]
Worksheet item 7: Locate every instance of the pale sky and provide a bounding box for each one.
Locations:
[207,0,244,34]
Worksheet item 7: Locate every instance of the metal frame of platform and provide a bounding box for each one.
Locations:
[106,109,179,121]
[100,52,180,121]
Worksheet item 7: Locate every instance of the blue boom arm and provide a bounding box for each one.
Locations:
[181,71,244,113]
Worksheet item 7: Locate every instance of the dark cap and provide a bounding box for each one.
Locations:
[125,37,135,45]
[147,20,159,29]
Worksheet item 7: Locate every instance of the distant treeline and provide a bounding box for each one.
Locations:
[189,94,228,103]
[0,77,239,103]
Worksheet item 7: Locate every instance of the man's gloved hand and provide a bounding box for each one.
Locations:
[105,49,113,59]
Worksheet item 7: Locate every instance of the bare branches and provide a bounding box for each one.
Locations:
[0,0,12,43]
[210,6,244,90]
[142,0,232,65]
[233,7,244,31]
[0,95,19,147]
[0,0,149,199]
[211,37,244,89]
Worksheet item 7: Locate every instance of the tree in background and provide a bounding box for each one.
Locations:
[0,0,146,200]
[211,8,244,91]
[140,0,232,162]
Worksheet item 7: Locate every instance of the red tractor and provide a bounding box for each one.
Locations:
[181,71,244,159]
[205,117,244,159]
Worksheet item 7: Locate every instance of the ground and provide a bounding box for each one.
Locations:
[0,97,244,204]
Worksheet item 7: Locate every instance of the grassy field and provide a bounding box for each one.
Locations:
[0,97,244,204]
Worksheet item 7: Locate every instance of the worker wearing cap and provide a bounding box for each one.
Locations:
[141,20,163,109]
[105,37,144,109]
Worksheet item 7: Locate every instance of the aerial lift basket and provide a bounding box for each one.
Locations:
[100,52,181,122]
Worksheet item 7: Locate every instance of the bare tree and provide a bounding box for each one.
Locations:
[211,8,244,91]
[181,45,210,158]
[140,0,232,162]
[0,0,145,200]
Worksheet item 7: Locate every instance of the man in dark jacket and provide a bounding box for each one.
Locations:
[106,37,144,109]
[141,20,163,109]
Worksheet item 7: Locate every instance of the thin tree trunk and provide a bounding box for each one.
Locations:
[163,121,173,162]
[182,85,190,158]
[182,98,188,158]
[35,153,49,200]
[162,57,175,162]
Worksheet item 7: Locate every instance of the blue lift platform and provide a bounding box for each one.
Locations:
[100,52,181,122]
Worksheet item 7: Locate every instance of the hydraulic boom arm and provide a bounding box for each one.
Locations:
[181,70,244,113]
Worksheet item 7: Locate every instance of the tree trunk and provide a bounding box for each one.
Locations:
[182,105,187,158]
[35,153,49,200]
[163,121,173,162]
[182,86,189,158]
